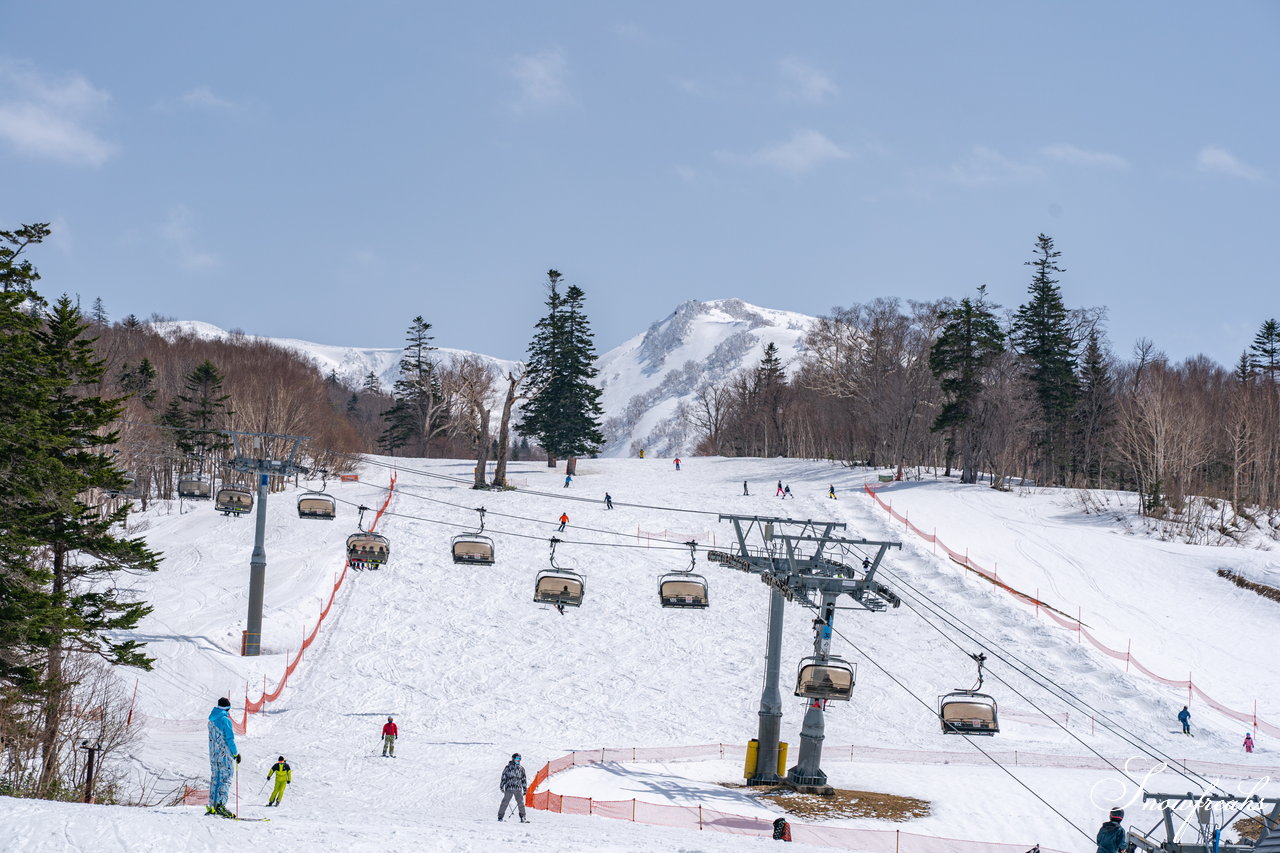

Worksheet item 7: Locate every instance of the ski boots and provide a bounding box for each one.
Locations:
[212,803,236,819]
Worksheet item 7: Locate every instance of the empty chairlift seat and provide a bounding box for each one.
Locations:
[297,492,337,520]
[939,691,999,735]
[534,570,584,608]
[177,477,211,499]
[451,534,495,565]
[795,656,856,701]
[215,487,254,515]
[347,532,390,568]
[658,574,709,609]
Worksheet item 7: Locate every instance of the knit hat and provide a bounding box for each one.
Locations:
[217,697,231,707]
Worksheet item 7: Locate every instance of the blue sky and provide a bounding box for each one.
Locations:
[2,2,1275,365]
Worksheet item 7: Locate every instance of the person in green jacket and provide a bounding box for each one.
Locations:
[266,756,291,806]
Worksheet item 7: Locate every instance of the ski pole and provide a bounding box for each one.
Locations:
[234,761,239,817]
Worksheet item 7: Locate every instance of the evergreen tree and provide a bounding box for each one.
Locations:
[518,271,604,472]
[90,297,108,326]
[1234,351,1254,384]
[929,287,1005,483]
[1011,234,1078,483]
[1073,331,1115,487]
[121,314,141,330]
[1249,318,1280,382]
[178,360,233,457]
[0,223,51,295]
[119,358,158,408]
[379,316,448,455]
[361,371,381,393]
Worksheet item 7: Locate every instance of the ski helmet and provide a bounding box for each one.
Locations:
[1110,808,1124,821]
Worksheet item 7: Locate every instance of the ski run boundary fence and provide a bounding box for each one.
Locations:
[861,482,1280,739]
[179,474,396,806]
[525,743,1077,852]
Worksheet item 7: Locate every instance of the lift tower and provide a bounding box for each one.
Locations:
[709,515,902,789]
[227,430,308,656]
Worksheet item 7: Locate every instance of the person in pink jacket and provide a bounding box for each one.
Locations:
[1244,733,1255,753]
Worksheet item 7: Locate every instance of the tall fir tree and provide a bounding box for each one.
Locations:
[379,316,448,455]
[518,270,604,472]
[928,287,1006,483]
[1073,330,1115,487]
[28,296,160,788]
[178,360,233,457]
[1011,234,1078,483]
[1249,318,1280,382]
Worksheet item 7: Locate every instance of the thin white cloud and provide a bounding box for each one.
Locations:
[510,49,571,113]
[160,206,219,272]
[178,86,237,111]
[611,22,648,42]
[778,58,837,104]
[1040,143,1129,170]
[943,146,1043,186]
[0,62,114,166]
[1197,145,1263,181]
[716,129,850,175]
[674,166,698,184]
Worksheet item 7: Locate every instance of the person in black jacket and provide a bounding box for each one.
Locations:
[498,753,528,823]
[1095,807,1126,853]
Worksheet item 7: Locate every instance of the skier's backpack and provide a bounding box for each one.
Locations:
[772,817,792,841]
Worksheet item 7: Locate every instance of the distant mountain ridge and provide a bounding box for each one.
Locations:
[150,298,816,458]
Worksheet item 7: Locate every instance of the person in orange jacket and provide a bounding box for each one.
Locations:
[558,513,569,532]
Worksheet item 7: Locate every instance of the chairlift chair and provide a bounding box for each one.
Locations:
[658,541,709,608]
[451,507,495,565]
[215,486,254,516]
[939,652,999,735]
[297,491,337,520]
[534,538,584,608]
[794,656,856,701]
[177,476,211,500]
[346,532,390,569]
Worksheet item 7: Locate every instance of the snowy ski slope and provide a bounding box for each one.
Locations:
[2,456,1278,852]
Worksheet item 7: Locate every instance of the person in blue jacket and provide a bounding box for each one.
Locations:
[1178,705,1191,735]
[207,697,241,817]
[1095,807,1126,852]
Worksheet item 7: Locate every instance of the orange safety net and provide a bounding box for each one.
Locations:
[862,482,1280,738]
[524,744,1072,852]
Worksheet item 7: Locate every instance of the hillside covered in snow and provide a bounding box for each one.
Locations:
[3,457,1278,852]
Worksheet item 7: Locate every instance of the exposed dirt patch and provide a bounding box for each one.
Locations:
[722,783,931,822]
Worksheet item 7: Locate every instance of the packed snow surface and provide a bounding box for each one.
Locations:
[3,458,1278,852]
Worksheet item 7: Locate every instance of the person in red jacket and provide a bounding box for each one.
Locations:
[381,716,398,757]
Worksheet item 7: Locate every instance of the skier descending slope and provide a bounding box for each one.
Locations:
[1178,705,1192,736]
[498,753,528,823]
[207,697,241,817]
[266,756,291,806]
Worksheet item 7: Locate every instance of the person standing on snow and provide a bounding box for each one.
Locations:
[775,480,784,496]
[266,756,291,806]
[604,493,613,510]
[1095,807,1126,853]
[783,485,793,499]
[674,457,681,471]
[382,716,398,757]
[1245,733,1255,753]
[498,753,528,822]
[1178,706,1191,735]
[743,481,749,496]
[564,474,572,488]
[558,513,569,532]
[207,697,241,817]
[828,485,837,499]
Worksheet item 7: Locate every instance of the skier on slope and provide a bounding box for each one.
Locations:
[743,481,749,496]
[776,480,784,496]
[558,513,569,532]
[207,697,241,817]
[1094,807,1126,853]
[1245,733,1255,753]
[382,716,398,757]
[783,485,793,499]
[674,457,681,471]
[604,493,613,510]
[498,753,529,822]
[266,755,291,806]
[828,485,837,499]
[564,474,572,488]
[1178,706,1192,735]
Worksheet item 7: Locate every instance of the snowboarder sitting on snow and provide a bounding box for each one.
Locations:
[772,816,792,841]
[382,716,398,756]
[1178,705,1191,735]
[266,755,291,806]
[1245,733,1255,753]
[1095,807,1125,853]
[498,753,528,822]
[206,697,241,818]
